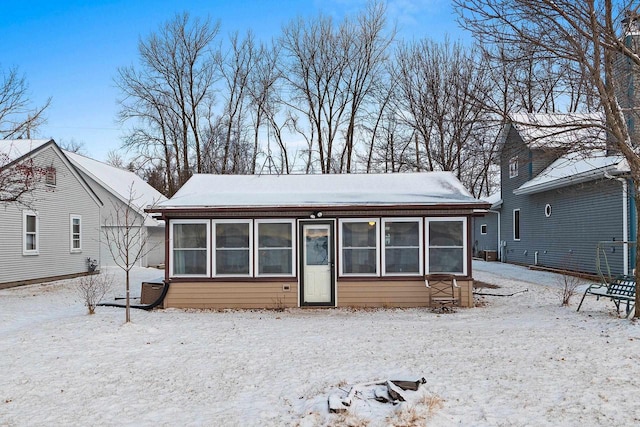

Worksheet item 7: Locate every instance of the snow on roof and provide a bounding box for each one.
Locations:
[156,172,485,209]
[0,139,52,162]
[64,150,166,223]
[508,112,605,150]
[482,192,502,209]
[514,151,628,195]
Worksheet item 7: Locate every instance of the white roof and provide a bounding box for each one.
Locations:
[514,151,628,195]
[0,139,52,162]
[508,112,605,150]
[64,151,166,224]
[156,172,485,210]
[482,192,502,209]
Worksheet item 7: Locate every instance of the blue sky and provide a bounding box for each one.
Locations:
[1,0,460,161]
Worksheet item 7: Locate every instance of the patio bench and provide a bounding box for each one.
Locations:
[577,275,636,317]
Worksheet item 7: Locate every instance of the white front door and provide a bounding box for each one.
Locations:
[302,223,333,305]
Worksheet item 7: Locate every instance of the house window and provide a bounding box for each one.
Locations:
[340,219,379,276]
[480,224,487,235]
[70,215,82,252]
[171,220,209,276]
[23,210,39,255]
[513,209,521,241]
[45,167,56,186]
[544,204,552,218]
[509,156,518,178]
[214,220,252,276]
[256,220,295,276]
[382,218,422,275]
[426,218,466,274]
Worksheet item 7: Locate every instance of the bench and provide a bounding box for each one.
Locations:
[577,275,636,317]
[425,274,460,308]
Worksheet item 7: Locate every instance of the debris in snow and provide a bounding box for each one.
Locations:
[386,380,407,402]
[328,394,348,413]
[330,378,426,413]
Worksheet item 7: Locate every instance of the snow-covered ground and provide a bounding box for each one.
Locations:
[1,262,638,426]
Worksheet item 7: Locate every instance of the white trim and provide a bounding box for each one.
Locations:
[338,218,380,277]
[509,156,519,178]
[255,219,296,278]
[169,219,210,278]
[425,217,467,275]
[381,217,423,276]
[22,210,39,255]
[480,224,487,235]
[513,209,521,241]
[70,214,82,252]
[213,219,253,277]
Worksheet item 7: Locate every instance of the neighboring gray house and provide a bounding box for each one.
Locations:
[0,139,102,286]
[484,113,632,276]
[64,151,167,268]
[472,192,501,259]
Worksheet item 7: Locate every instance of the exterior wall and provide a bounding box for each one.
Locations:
[146,226,166,266]
[0,146,101,285]
[472,214,499,257]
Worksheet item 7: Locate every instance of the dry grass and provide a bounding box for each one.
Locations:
[387,394,444,426]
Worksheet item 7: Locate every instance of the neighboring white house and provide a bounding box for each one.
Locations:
[0,139,102,286]
[64,151,166,268]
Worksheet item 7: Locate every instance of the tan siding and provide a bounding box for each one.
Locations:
[164,281,298,309]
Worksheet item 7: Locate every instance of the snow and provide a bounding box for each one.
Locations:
[156,172,484,209]
[1,262,639,426]
[509,112,605,149]
[0,139,51,162]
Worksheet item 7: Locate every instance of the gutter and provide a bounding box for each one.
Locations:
[514,164,622,195]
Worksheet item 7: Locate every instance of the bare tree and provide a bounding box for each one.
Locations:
[0,148,47,206]
[455,0,640,317]
[0,65,50,139]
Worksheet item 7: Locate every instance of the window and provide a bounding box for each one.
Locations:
[513,209,521,241]
[171,220,209,276]
[256,220,295,276]
[340,219,379,276]
[70,215,82,252]
[23,210,39,255]
[214,220,252,276]
[45,167,56,186]
[544,204,552,218]
[480,224,487,235]
[426,218,466,274]
[509,156,518,178]
[382,218,422,275]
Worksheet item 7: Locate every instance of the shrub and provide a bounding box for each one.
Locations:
[76,272,113,314]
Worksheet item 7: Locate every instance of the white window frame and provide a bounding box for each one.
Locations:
[170,219,210,278]
[255,219,296,277]
[45,167,56,186]
[381,217,423,276]
[480,224,487,235]
[339,218,380,277]
[513,209,521,241]
[213,219,253,277]
[70,214,82,252]
[509,156,519,178]
[23,210,39,255]
[425,217,467,276]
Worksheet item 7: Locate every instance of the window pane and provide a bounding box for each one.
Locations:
[216,223,249,248]
[216,249,250,274]
[429,221,463,246]
[258,223,291,248]
[429,248,464,273]
[174,223,207,248]
[306,232,328,266]
[343,222,376,247]
[342,248,376,274]
[514,211,520,240]
[385,248,420,273]
[26,234,36,250]
[259,249,292,274]
[173,250,207,275]
[26,215,36,233]
[385,222,419,246]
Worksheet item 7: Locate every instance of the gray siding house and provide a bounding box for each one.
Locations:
[472,193,501,259]
[0,140,103,286]
[483,113,632,276]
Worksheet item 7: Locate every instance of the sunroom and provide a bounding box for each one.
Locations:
[148,172,489,309]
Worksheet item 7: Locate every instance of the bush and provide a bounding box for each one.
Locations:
[76,272,113,314]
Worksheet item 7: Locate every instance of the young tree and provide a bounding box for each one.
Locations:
[455,0,640,317]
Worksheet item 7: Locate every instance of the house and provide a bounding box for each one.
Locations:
[478,113,632,276]
[148,172,490,309]
[63,151,167,268]
[0,139,103,286]
[471,192,501,260]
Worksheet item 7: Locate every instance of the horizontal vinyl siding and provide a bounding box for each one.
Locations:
[164,281,298,309]
[0,147,101,284]
[472,215,499,254]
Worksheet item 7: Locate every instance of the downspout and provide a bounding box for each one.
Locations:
[488,209,501,261]
[605,173,629,275]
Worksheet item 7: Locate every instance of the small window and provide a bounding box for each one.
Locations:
[426,218,466,274]
[45,167,56,186]
[23,210,39,255]
[214,220,252,276]
[171,220,210,276]
[480,224,487,235]
[544,204,552,218]
[382,218,422,275]
[340,219,379,276]
[70,215,82,252]
[513,209,521,241]
[256,220,295,276]
[509,156,518,178]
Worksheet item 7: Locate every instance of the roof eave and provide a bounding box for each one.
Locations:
[513,164,625,196]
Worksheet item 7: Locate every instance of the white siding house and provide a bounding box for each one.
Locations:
[64,151,166,268]
[0,139,102,286]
